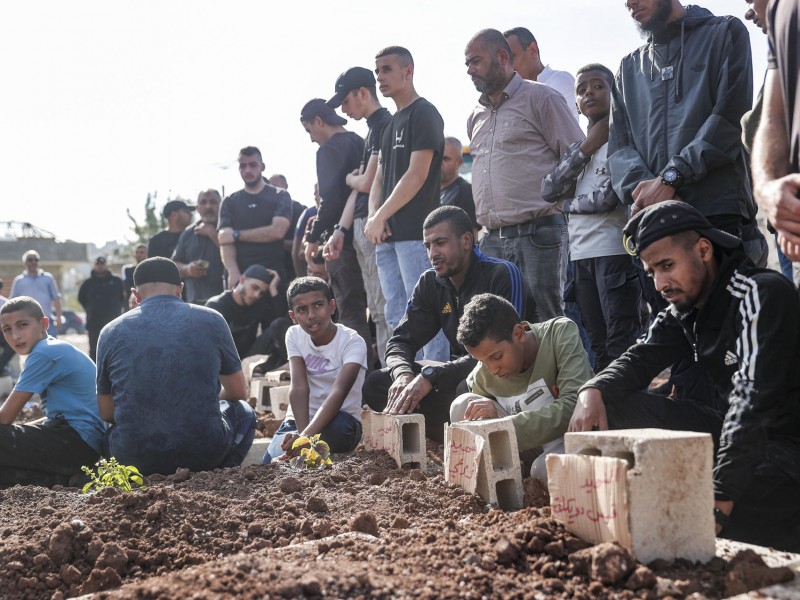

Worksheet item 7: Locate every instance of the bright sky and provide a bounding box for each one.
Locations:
[0,1,768,247]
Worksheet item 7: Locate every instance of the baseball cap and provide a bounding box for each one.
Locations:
[95,256,107,264]
[242,264,274,285]
[162,200,196,218]
[300,99,347,126]
[327,67,376,108]
[133,257,182,287]
[623,200,742,256]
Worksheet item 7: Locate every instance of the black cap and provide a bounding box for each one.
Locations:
[242,264,273,284]
[95,256,107,264]
[300,99,347,126]
[622,200,742,256]
[327,67,376,108]
[162,200,196,218]
[133,257,182,287]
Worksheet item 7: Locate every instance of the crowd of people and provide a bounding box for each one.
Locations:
[1,0,799,553]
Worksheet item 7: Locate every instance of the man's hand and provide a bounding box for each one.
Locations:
[756,174,800,256]
[568,388,609,432]
[714,499,734,535]
[464,398,499,421]
[267,269,280,297]
[323,229,345,261]
[194,222,217,239]
[218,228,236,246]
[304,241,320,266]
[186,261,208,279]
[383,373,415,414]
[581,115,609,156]
[365,214,391,245]
[631,177,677,216]
[386,374,432,414]
[345,168,360,189]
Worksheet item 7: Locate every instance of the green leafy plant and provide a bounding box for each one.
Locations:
[81,457,146,494]
[289,434,333,470]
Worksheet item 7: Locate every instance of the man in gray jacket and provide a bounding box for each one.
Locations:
[610,1,762,268]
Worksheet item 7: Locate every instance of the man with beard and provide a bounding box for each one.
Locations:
[172,189,225,305]
[466,29,584,321]
[610,1,760,262]
[569,201,800,552]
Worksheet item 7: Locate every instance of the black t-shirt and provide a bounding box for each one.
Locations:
[205,290,280,358]
[308,131,364,244]
[379,97,444,242]
[440,177,478,229]
[218,185,293,276]
[355,107,392,219]
[172,227,225,304]
[768,0,800,171]
[148,230,183,259]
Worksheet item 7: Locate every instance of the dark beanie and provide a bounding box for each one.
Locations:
[133,257,182,286]
[242,264,273,284]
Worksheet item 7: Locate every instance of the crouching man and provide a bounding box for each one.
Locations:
[96,258,256,476]
[451,293,593,482]
[569,201,800,552]
[0,297,104,487]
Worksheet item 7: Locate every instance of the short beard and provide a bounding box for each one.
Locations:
[636,0,673,38]
[471,59,505,95]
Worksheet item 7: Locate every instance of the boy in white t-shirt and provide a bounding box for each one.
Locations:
[262,277,366,464]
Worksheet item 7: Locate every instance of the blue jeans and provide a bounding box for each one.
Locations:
[218,400,257,468]
[479,224,568,321]
[375,240,449,361]
[262,411,363,465]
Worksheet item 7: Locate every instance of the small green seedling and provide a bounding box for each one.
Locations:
[289,434,333,470]
[81,457,146,494]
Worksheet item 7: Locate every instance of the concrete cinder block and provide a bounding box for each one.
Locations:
[361,409,426,470]
[264,369,290,383]
[561,428,715,564]
[447,418,523,511]
[266,385,290,419]
[241,437,269,467]
[251,379,291,413]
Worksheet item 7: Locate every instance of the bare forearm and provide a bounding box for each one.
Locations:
[368,167,384,216]
[290,386,311,432]
[220,244,239,275]
[338,190,357,229]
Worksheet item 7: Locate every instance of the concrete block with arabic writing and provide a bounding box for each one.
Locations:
[267,385,290,420]
[552,429,715,564]
[447,418,523,510]
[361,409,426,470]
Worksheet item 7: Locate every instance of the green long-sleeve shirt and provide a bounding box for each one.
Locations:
[467,318,594,451]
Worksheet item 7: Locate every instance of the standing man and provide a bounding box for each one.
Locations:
[96,257,255,476]
[122,244,147,310]
[439,136,478,231]
[299,99,373,360]
[753,0,800,262]
[148,200,194,259]
[366,46,448,361]
[78,256,125,362]
[10,250,62,337]
[218,146,293,294]
[466,29,584,320]
[610,1,758,258]
[324,66,392,366]
[503,27,579,118]
[172,189,225,305]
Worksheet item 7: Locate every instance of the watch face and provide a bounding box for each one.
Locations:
[664,170,677,183]
[422,366,436,379]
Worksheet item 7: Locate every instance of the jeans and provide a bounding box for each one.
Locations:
[573,255,642,371]
[375,240,449,361]
[326,242,373,361]
[354,217,390,366]
[262,412,362,464]
[218,400,257,468]
[479,224,568,321]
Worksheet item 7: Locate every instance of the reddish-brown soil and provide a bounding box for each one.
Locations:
[0,446,794,599]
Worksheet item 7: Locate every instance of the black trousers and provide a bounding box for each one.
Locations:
[0,418,99,488]
[362,365,468,443]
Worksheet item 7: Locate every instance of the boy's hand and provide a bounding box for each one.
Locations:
[581,115,609,156]
[568,388,609,432]
[464,398,499,420]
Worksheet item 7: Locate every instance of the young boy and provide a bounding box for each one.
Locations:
[541,63,641,371]
[262,277,366,464]
[0,297,105,488]
[451,293,593,481]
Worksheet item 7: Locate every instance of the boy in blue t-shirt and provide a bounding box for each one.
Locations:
[0,296,104,488]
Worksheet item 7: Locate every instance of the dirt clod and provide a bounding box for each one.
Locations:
[350,511,379,536]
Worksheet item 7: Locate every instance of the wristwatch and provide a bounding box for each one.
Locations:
[421,366,439,391]
[661,167,684,188]
[232,230,241,241]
